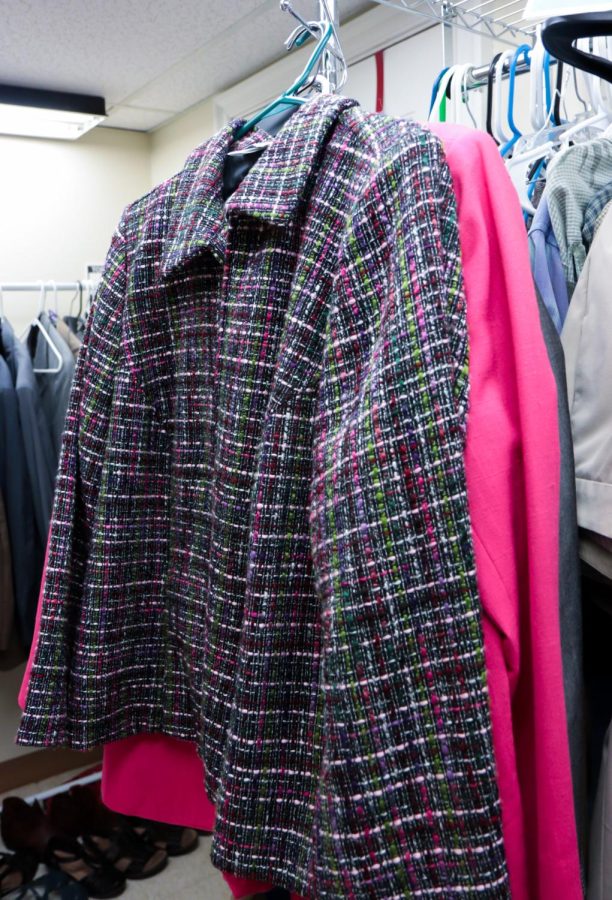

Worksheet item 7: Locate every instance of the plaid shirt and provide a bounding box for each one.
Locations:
[581,179,612,250]
[19,95,508,897]
[547,137,612,293]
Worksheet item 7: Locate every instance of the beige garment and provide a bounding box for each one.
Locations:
[0,491,14,652]
[55,317,82,361]
[562,203,612,578]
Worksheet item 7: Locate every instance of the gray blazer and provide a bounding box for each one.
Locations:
[30,312,76,458]
[0,347,44,645]
[1,319,56,547]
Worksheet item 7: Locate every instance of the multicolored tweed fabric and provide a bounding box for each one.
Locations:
[18,94,509,897]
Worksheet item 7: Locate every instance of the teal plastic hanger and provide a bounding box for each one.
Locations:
[234,22,334,141]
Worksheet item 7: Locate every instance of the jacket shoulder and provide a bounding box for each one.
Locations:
[334,108,447,205]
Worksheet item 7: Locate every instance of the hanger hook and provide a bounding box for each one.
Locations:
[37,280,46,314]
[281,0,345,74]
[280,1,319,40]
[47,280,59,315]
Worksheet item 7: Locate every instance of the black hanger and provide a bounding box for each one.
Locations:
[486,52,503,144]
[553,60,564,126]
[542,14,612,84]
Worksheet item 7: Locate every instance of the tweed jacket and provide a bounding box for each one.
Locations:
[19,95,509,897]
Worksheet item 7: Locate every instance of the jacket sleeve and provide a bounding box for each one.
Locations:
[308,128,509,897]
[17,214,172,749]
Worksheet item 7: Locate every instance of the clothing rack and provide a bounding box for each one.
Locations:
[319,0,341,91]
[371,0,539,49]
[0,282,97,293]
[465,50,556,90]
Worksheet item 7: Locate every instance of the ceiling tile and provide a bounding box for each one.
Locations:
[0,0,373,131]
[103,105,175,131]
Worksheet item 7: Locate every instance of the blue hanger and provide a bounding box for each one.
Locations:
[429,67,450,116]
[235,22,334,141]
[527,156,547,202]
[500,44,532,158]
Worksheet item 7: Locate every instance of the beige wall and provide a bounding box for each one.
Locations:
[0,126,152,761]
[0,126,151,335]
[147,28,447,189]
[150,97,215,185]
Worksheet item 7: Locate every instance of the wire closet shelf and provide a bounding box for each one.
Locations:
[370,0,539,47]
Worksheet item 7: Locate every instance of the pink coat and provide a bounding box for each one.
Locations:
[21,125,582,900]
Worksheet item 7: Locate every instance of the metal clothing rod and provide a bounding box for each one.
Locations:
[465,54,557,90]
[0,282,97,292]
[23,770,102,805]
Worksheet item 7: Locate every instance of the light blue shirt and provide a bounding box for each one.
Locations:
[529,194,569,334]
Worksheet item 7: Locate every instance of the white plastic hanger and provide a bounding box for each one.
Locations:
[560,37,612,144]
[449,64,478,127]
[530,28,547,131]
[447,65,464,124]
[505,45,574,215]
[21,281,63,374]
[597,36,612,112]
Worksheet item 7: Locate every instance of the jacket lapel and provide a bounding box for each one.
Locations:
[161,93,356,279]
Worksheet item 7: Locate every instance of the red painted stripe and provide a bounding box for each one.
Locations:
[375,49,385,112]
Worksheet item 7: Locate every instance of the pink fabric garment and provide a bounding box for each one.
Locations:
[429,123,581,900]
[20,126,581,900]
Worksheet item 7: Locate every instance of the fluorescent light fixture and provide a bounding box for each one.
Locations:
[0,84,106,140]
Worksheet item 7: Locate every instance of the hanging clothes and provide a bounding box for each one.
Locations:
[0,338,44,646]
[17,95,509,898]
[54,317,82,362]
[562,203,612,580]
[589,717,612,900]
[0,490,14,651]
[528,194,570,333]
[0,318,56,547]
[106,124,579,900]
[20,119,582,900]
[546,138,612,295]
[28,311,76,459]
[581,180,612,254]
[561,202,612,900]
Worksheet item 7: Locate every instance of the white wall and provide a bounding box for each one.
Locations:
[0,127,151,335]
[0,126,152,760]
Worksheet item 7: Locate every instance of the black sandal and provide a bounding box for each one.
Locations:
[49,786,167,881]
[0,851,38,896]
[2,870,88,899]
[127,817,199,857]
[44,837,125,900]
[82,823,167,880]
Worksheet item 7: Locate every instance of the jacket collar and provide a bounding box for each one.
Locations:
[161,93,356,278]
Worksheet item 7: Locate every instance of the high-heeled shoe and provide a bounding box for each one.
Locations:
[124,816,199,857]
[2,869,88,899]
[1,797,125,899]
[0,850,38,896]
[49,787,167,880]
